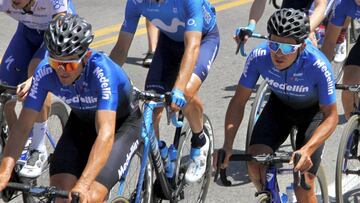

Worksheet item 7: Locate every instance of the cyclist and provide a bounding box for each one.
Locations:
[234,0,327,46]
[109,0,219,183]
[0,14,141,202]
[0,0,74,178]
[321,0,360,120]
[215,9,338,202]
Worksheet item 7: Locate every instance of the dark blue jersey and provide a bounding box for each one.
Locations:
[24,50,135,119]
[121,0,217,42]
[239,42,336,109]
[331,0,360,26]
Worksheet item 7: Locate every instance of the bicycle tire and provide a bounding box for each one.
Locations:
[108,146,152,203]
[173,114,214,203]
[315,164,329,203]
[246,81,270,152]
[336,114,360,203]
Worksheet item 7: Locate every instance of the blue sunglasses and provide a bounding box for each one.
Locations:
[268,41,302,55]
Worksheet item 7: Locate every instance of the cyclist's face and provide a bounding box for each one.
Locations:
[50,54,84,86]
[269,35,304,70]
[11,0,30,9]
[355,0,360,6]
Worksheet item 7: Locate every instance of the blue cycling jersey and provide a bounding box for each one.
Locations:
[239,42,336,109]
[331,0,360,26]
[121,0,216,42]
[24,50,135,119]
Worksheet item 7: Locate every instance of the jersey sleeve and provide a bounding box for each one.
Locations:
[91,63,119,112]
[313,59,337,105]
[47,0,68,16]
[23,62,52,112]
[330,0,348,26]
[120,0,141,34]
[184,0,203,32]
[238,49,261,89]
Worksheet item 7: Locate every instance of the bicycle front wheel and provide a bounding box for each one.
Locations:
[174,114,214,203]
[108,146,152,203]
[336,115,360,203]
[246,81,270,152]
[315,164,329,203]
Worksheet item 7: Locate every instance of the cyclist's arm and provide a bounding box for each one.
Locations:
[321,22,343,61]
[109,31,135,66]
[309,0,327,32]
[0,108,39,190]
[223,85,252,151]
[299,103,338,156]
[248,0,267,26]
[173,31,202,91]
[75,110,116,190]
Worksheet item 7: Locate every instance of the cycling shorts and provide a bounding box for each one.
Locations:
[0,22,46,86]
[145,25,219,93]
[250,93,324,175]
[49,108,142,190]
[345,35,360,67]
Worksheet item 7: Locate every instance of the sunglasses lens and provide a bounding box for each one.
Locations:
[48,58,80,73]
[268,41,280,52]
[268,41,298,55]
[280,44,296,54]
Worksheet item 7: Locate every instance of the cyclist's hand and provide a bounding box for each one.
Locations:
[70,182,90,203]
[291,150,313,173]
[233,27,252,44]
[16,77,32,102]
[233,23,256,44]
[213,148,232,170]
[171,88,186,112]
[0,166,12,191]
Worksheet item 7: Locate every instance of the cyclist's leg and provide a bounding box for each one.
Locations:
[341,37,360,120]
[294,110,324,203]
[1,23,33,130]
[247,94,293,191]
[144,32,182,137]
[91,109,142,201]
[183,25,219,182]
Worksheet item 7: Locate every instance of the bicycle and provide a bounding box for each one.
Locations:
[0,83,69,202]
[108,87,214,203]
[214,149,329,202]
[335,84,360,203]
[3,182,79,203]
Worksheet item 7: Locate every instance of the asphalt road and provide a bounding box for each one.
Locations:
[0,0,356,202]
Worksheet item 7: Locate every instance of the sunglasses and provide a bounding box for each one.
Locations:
[268,41,302,55]
[48,51,88,73]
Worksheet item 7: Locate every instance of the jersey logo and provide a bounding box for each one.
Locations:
[5,56,15,72]
[93,67,111,100]
[151,18,185,33]
[265,77,310,93]
[313,59,335,95]
[29,67,53,99]
[118,139,139,179]
[51,0,64,10]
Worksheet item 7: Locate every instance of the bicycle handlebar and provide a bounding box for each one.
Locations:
[236,33,268,56]
[269,0,280,9]
[214,149,311,191]
[133,87,183,127]
[4,182,80,202]
[336,84,360,92]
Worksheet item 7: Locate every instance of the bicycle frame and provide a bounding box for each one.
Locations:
[263,166,282,203]
[116,98,185,203]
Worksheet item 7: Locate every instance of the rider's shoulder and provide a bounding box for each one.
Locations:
[302,43,332,72]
